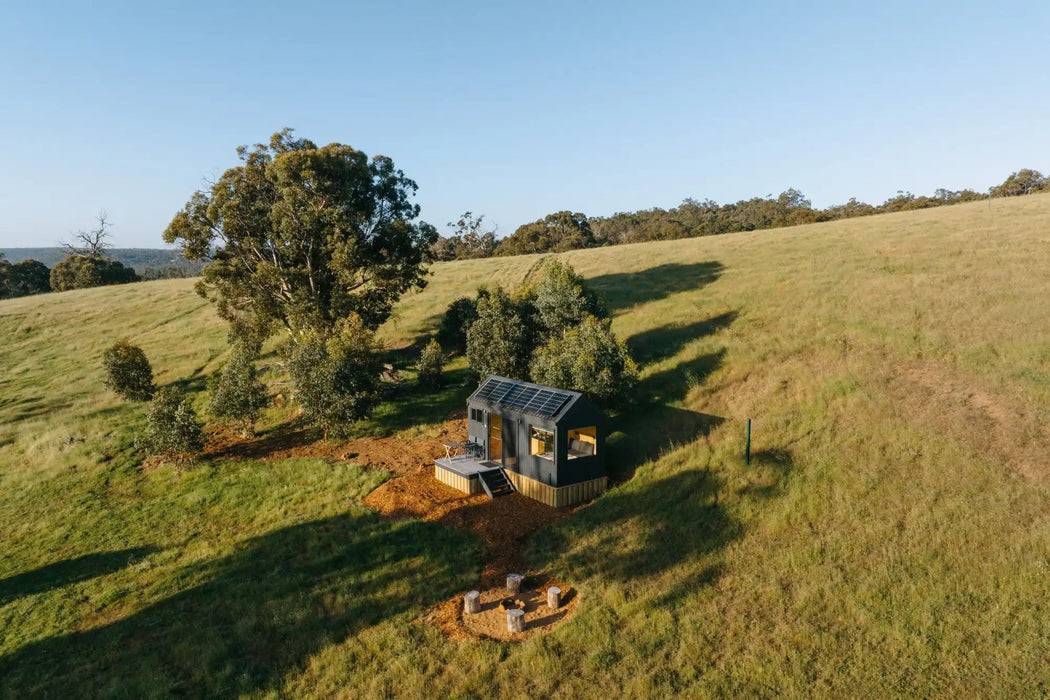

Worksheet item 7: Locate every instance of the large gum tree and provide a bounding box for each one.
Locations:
[164,129,437,342]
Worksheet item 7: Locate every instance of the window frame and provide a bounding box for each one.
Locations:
[529,426,555,461]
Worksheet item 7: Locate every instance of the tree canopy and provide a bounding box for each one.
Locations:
[497,211,596,256]
[50,255,137,292]
[49,213,139,292]
[1,255,52,299]
[465,288,534,381]
[164,129,437,341]
[462,260,637,406]
[431,211,497,261]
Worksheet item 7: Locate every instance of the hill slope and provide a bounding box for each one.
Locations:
[4,194,1050,696]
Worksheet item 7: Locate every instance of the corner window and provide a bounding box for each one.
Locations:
[567,427,596,459]
[530,427,554,460]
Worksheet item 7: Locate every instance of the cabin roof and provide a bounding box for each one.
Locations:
[468,375,585,421]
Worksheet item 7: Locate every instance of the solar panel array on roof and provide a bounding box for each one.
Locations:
[473,377,573,418]
[475,377,513,403]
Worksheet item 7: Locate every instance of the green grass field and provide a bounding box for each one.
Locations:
[5,194,1050,696]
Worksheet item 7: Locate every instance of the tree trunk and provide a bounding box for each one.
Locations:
[506,573,524,593]
[547,586,561,609]
[507,608,525,633]
[463,590,480,615]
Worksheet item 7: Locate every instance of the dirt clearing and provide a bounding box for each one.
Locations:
[425,574,578,641]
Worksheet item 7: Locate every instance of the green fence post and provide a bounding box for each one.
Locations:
[745,419,751,466]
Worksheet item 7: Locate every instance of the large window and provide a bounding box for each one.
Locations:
[530,427,554,460]
[567,426,596,459]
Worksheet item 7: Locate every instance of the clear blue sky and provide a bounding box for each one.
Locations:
[2,1,1048,248]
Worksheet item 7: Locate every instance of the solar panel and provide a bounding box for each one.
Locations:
[473,377,573,418]
[501,383,537,410]
[475,378,512,403]
[525,391,571,417]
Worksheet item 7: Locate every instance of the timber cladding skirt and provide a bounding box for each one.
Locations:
[434,464,607,507]
[504,471,607,508]
[435,465,484,494]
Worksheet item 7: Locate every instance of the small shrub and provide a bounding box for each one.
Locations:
[208,349,269,436]
[141,388,205,463]
[437,287,491,353]
[436,297,478,353]
[286,316,383,439]
[101,340,156,401]
[417,339,445,390]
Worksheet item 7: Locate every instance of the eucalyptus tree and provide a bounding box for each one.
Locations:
[164,129,437,343]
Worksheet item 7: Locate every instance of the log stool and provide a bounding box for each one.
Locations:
[506,573,524,594]
[507,608,525,633]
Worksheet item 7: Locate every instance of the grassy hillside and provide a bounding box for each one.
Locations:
[5,194,1050,696]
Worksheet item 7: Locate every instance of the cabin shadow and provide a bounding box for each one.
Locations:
[605,345,727,480]
[587,261,724,314]
[608,404,724,480]
[530,468,738,582]
[0,512,479,698]
[0,547,159,606]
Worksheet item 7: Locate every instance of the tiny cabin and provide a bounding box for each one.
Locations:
[434,375,608,507]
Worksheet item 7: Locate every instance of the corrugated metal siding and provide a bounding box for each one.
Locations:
[504,470,608,507]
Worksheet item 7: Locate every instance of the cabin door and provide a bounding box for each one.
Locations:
[488,414,502,462]
[502,419,518,469]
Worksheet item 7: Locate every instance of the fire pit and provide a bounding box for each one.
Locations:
[500,598,525,611]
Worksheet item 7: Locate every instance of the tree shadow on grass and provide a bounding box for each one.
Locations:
[638,349,727,404]
[207,422,320,460]
[0,547,160,606]
[587,261,724,315]
[627,311,737,365]
[167,374,209,396]
[530,468,737,583]
[607,350,728,480]
[0,396,74,425]
[0,511,480,699]
[354,366,475,436]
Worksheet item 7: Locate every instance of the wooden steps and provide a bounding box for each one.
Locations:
[478,468,515,498]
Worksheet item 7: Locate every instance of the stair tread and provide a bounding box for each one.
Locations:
[478,468,516,499]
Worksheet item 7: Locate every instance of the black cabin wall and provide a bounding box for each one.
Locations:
[466,397,606,488]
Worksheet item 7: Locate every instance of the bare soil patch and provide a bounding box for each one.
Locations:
[205,419,462,477]
[887,362,1050,483]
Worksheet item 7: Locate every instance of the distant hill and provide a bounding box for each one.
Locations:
[1,247,203,276]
